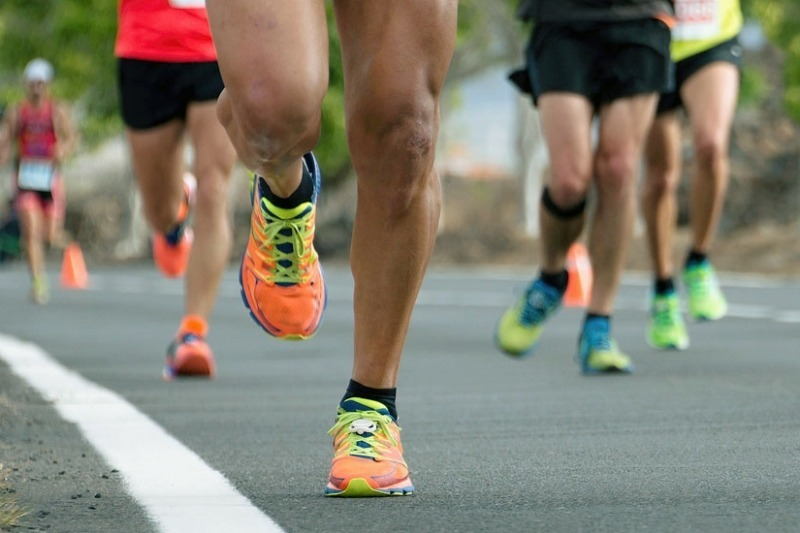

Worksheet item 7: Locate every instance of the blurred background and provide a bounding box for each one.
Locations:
[0,0,797,276]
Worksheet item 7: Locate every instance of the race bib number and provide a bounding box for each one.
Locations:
[169,0,206,8]
[673,0,720,41]
[18,159,55,192]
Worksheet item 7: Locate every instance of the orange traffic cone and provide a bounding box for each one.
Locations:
[60,242,89,289]
[564,242,591,308]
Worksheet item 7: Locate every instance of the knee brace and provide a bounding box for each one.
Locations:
[541,187,587,220]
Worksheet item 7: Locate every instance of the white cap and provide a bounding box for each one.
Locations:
[23,58,54,83]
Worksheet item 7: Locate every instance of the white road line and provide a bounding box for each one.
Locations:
[0,334,284,533]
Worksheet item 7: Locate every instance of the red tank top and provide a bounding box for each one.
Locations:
[114,0,217,62]
[17,100,58,160]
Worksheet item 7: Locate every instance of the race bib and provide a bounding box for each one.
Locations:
[673,0,720,41]
[169,0,206,8]
[18,159,55,192]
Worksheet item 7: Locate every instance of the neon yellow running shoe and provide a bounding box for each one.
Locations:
[495,278,562,357]
[325,398,413,497]
[683,261,727,321]
[579,318,633,374]
[647,292,689,351]
[30,275,49,305]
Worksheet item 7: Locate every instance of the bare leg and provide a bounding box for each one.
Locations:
[125,120,186,234]
[591,94,659,313]
[642,111,682,280]
[536,93,595,273]
[682,62,739,253]
[184,101,237,319]
[335,0,458,388]
[18,206,45,281]
[206,0,328,197]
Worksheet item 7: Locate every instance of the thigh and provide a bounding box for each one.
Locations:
[681,62,739,137]
[537,93,595,183]
[126,120,185,187]
[206,0,329,104]
[334,0,457,112]
[597,93,660,166]
[186,101,236,181]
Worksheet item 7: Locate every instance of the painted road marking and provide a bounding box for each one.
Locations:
[0,334,283,533]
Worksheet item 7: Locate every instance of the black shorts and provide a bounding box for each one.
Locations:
[117,58,225,130]
[656,36,743,114]
[509,18,673,109]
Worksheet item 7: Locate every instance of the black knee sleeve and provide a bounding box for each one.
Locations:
[541,187,587,220]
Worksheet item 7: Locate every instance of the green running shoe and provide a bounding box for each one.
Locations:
[578,317,633,374]
[495,278,562,357]
[683,261,727,321]
[647,292,689,351]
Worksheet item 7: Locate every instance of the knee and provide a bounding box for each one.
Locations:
[546,170,591,208]
[596,149,639,192]
[644,163,680,199]
[693,131,727,170]
[221,80,323,162]
[353,101,439,216]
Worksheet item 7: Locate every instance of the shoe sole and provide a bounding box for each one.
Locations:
[163,353,214,380]
[646,337,690,351]
[324,478,414,497]
[238,250,328,340]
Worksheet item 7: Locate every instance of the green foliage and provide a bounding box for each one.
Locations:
[0,0,120,147]
[751,0,800,122]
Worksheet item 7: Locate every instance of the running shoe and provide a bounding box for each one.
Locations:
[578,318,633,374]
[682,261,727,321]
[163,316,215,379]
[325,397,414,497]
[153,173,195,278]
[495,278,563,357]
[646,292,689,351]
[30,275,49,305]
[239,153,326,340]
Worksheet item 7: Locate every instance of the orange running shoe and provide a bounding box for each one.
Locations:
[239,153,326,340]
[163,315,215,379]
[325,397,414,497]
[153,173,195,278]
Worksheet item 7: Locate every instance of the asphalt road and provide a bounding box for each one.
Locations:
[1,262,799,533]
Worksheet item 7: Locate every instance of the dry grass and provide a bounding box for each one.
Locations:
[0,464,27,530]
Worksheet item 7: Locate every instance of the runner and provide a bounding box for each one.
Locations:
[497,0,674,373]
[0,58,77,304]
[115,0,237,378]
[641,0,743,350]
[205,0,458,495]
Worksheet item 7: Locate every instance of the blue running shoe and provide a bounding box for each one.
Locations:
[495,278,563,357]
[578,317,633,375]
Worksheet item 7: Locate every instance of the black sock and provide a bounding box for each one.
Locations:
[685,249,707,268]
[539,269,569,294]
[342,379,398,421]
[261,159,314,209]
[654,277,676,295]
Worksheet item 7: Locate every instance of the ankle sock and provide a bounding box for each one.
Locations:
[539,269,569,293]
[342,379,398,421]
[179,315,208,338]
[261,159,314,209]
[685,249,708,268]
[654,277,676,295]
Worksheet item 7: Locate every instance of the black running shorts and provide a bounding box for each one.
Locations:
[656,36,743,114]
[117,58,225,130]
[509,18,673,109]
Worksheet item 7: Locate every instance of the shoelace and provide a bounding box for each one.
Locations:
[686,267,717,296]
[254,200,315,285]
[651,298,680,327]
[520,282,560,325]
[328,409,398,460]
